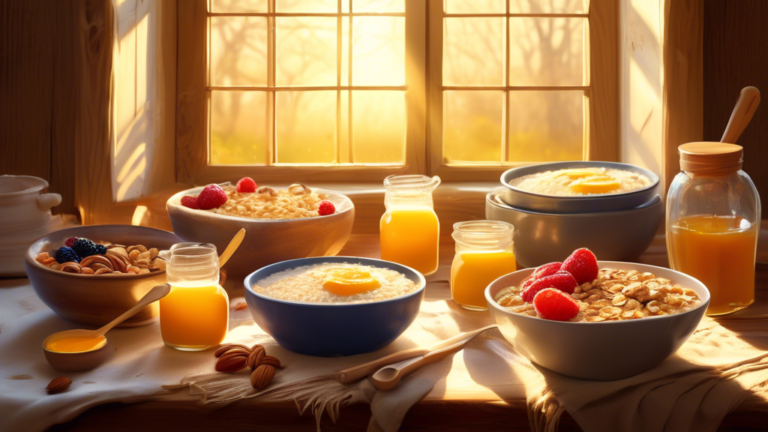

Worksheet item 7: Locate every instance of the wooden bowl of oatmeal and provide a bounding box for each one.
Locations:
[485,261,709,380]
[167,184,354,280]
[244,257,426,356]
[500,161,660,213]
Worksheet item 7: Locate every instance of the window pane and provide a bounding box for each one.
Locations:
[276,0,336,13]
[444,18,504,86]
[445,0,505,13]
[276,91,336,163]
[276,17,337,86]
[353,91,405,163]
[211,17,268,87]
[509,17,585,86]
[210,91,268,165]
[353,0,404,12]
[211,0,268,13]
[509,0,588,14]
[444,91,503,163]
[507,91,583,162]
[352,17,405,86]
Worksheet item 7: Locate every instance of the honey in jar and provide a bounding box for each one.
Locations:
[380,175,441,276]
[451,221,516,310]
[667,143,761,315]
[159,243,229,350]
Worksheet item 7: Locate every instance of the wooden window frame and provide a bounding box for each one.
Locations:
[176,0,616,185]
[176,0,427,185]
[427,0,619,181]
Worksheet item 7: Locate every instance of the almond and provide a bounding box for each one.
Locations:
[261,355,283,369]
[214,344,251,357]
[81,255,113,270]
[47,377,72,394]
[250,365,275,390]
[247,346,266,370]
[219,349,250,362]
[215,354,247,373]
[61,262,82,274]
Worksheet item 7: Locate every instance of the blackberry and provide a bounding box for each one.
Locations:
[72,238,107,258]
[54,247,80,264]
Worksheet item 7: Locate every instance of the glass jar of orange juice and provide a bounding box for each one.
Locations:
[160,243,229,350]
[451,221,516,310]
[667,142,761,316]
[380,175,441,276]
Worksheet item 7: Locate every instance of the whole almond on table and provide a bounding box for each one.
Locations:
[214,344,250,357]
[250,365,276,390]
[47,377,72,394]
[247,346,266,370]
[261,355,282,369]
[215,354,248,373]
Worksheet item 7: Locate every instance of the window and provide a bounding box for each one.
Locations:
[177,0,616,183]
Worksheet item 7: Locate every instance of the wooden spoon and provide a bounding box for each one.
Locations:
[721,86,760,144]
[219,228,246,269]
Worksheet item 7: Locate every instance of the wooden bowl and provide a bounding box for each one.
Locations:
[25,225,181,327]
[167,187,355,280]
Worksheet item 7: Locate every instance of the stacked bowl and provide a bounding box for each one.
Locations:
[487,161,663,268]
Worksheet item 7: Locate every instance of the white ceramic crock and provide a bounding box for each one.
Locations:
[0,175,63,276]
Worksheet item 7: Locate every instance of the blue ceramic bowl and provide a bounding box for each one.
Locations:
[244,257,426,357]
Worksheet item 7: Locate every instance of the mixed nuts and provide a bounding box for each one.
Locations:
[214,344,283,391]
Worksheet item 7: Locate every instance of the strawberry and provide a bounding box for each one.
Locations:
[533,288,580,321]
[197,184,228,210]
[236,177,258,193]
[532,262,562,279]
[521,271,578,303]
[181,196,199,209]
[561,248,599,284]
[521,276,535,291]
[318,200,335,216]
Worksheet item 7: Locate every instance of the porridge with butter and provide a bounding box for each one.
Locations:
[253,263,419,304]
[509,167,652,196]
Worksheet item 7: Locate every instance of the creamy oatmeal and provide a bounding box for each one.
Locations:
[213,183,327,220]
[509,167,652,196]
[253,263,420,304]
[494,268,701,322]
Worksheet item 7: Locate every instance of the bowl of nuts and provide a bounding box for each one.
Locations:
[24,225,181,327]
[167,179,355,280]
[485,248,709,380]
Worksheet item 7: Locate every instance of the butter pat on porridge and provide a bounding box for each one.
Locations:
[509,168,652,196]
[253,263,419,304]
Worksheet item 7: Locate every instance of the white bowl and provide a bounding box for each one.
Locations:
[485,261,710,380]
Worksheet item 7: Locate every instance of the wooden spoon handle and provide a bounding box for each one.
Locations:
[336,347,428,385]
[721,86,760,144]
[219,228,246,269]
[96,284,171,335]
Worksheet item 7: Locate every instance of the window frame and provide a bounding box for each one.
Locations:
[176,0,616,185]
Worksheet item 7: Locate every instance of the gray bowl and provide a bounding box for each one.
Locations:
[486,190,663,268]
[500,161,660,213]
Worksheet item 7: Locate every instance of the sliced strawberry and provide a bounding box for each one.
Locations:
[181,196,199,209]
[521,271,578,303]
[532,262,562,279]
[561,248,599,284]
[533,288,580,321]
[521,276,535,291]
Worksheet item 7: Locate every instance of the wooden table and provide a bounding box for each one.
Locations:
[44,237,768,431]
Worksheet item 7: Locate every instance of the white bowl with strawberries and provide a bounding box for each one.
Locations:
[167,178,355,280]
[485,248,710,380]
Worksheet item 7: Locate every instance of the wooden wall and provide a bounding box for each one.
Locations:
[704,0,768,205]
[0,0,78,216]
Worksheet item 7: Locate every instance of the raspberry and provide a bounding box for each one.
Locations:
[197,184,228,210]
[54,247,80,264]
[521,271,578,303]
[532,262,562,280]
[533,288,580,321]
[64,237,78,248]
[72,238,107,259]
[561,248,599,284]
[181,195,199,209]
[236,177,258,193]
[318,200,336,216]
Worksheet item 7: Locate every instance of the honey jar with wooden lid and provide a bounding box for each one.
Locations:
[666,142,761,315]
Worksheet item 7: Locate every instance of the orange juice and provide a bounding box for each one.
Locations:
[380,208,440,275]
[451,250,516,310]
[47,335,107,353]
[160,283,229,350]
[668,215,757,315]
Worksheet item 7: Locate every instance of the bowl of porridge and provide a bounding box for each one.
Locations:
[244,257,426,356]
[500,161,660,213]
[485,261,709,380]
[167,183,354,280]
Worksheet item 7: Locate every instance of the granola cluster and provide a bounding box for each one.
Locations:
[495,268,701,322]
[212,184,327,220]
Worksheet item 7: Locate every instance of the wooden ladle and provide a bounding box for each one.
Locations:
[43,284,171,371]
[721,86,760,144]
